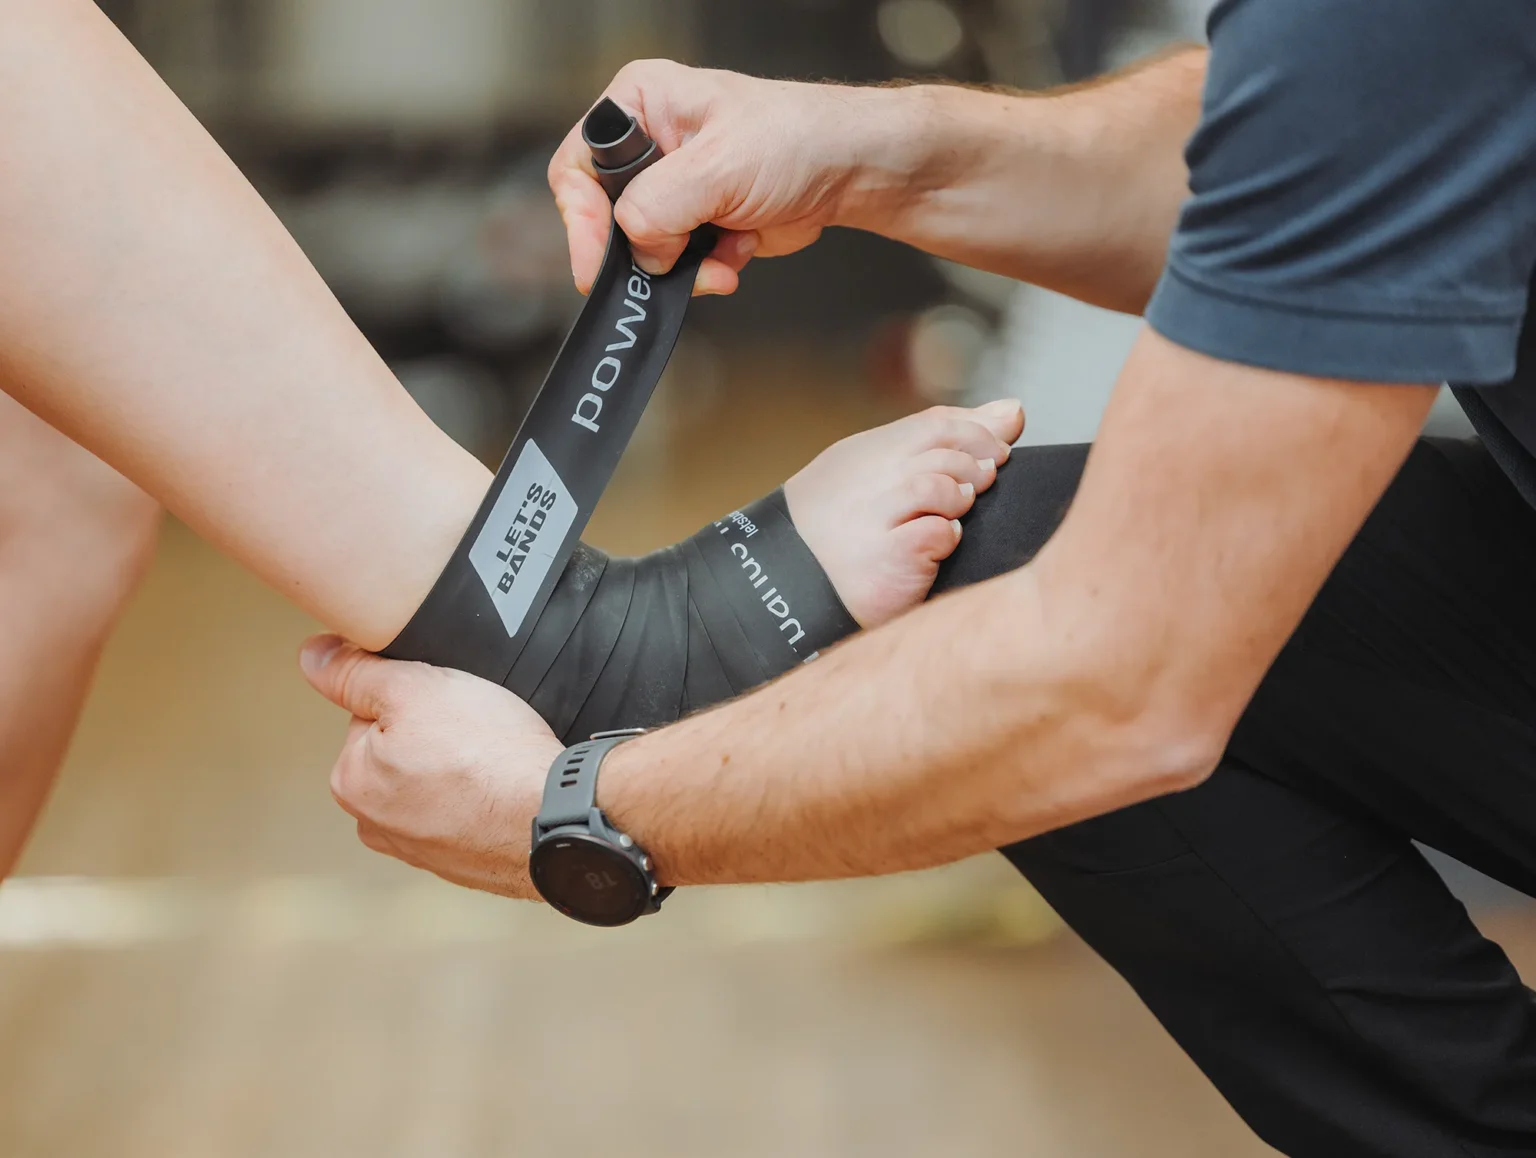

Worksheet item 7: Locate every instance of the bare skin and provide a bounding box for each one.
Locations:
[0,0,484,651]
[0,394,160,875]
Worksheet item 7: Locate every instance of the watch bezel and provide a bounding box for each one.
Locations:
[529,826,654,927]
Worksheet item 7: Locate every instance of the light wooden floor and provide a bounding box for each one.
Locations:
[0,359,1527,1156]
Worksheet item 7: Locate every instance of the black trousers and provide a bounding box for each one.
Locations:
[934,437,1536,1156]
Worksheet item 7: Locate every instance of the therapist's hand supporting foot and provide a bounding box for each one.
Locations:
[301,635,557,899]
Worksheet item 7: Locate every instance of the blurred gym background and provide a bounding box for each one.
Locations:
[0,2,1517,1155]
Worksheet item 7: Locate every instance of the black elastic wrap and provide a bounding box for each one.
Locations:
[507,488,859,743]
[567,545,692,739]
[385,100,709,683]
[383,100,860,744]
[689,489,858,670]
[584,97,663,201]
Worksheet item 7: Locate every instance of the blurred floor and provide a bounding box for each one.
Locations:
[1,346,1530,1156]
[0,936,1285,1158]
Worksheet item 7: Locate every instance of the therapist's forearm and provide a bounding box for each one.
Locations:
[0,0,489,650]
[839,47,1206,314]
[596,330,1433,887]
[598,566,1197,885]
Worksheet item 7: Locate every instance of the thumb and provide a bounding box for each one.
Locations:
[613,141,719,276]
[299,635,407,722]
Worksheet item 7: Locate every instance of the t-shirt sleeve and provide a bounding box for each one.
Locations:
[1144,0,1536,386]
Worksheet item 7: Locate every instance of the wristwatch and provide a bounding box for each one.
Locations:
[528,729,672,926]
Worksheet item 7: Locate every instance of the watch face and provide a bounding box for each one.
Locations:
[530,832,651,927]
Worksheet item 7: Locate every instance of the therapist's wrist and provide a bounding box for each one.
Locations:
[592,733,679,885]
[831,85,964,236]
[833,83,1025,244]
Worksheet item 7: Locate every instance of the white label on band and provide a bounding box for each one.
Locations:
[469,440,579,638]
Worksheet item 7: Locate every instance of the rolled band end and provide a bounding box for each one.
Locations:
[583,97,661,201]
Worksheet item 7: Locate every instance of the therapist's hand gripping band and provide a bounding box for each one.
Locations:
[383,99,859,741]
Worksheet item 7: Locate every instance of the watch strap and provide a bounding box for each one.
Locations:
[536,729,644,829]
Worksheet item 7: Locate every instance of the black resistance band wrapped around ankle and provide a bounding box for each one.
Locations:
[384,100,858,741]
[504,487,856,742]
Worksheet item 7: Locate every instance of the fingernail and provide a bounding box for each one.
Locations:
[978,458,996,473]
[735,230,760,259]
[981,398,1022,417]
[635,253,668,276]
[959,482,975,500]
[951,519,963,539]
[300,635,344,677]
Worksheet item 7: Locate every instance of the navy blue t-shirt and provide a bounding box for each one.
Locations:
[1144,0,1536,502]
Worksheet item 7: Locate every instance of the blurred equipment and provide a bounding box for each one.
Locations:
[906,304,996,402]
[259,0,542,130]
[1052,0,1133,81]
[876,0,967,69]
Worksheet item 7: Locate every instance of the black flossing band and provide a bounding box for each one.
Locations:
[383,99,860,740]
[383,218,710,683]
[503,489,859,742]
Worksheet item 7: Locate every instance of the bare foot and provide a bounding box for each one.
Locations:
[784,399,1024,627]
